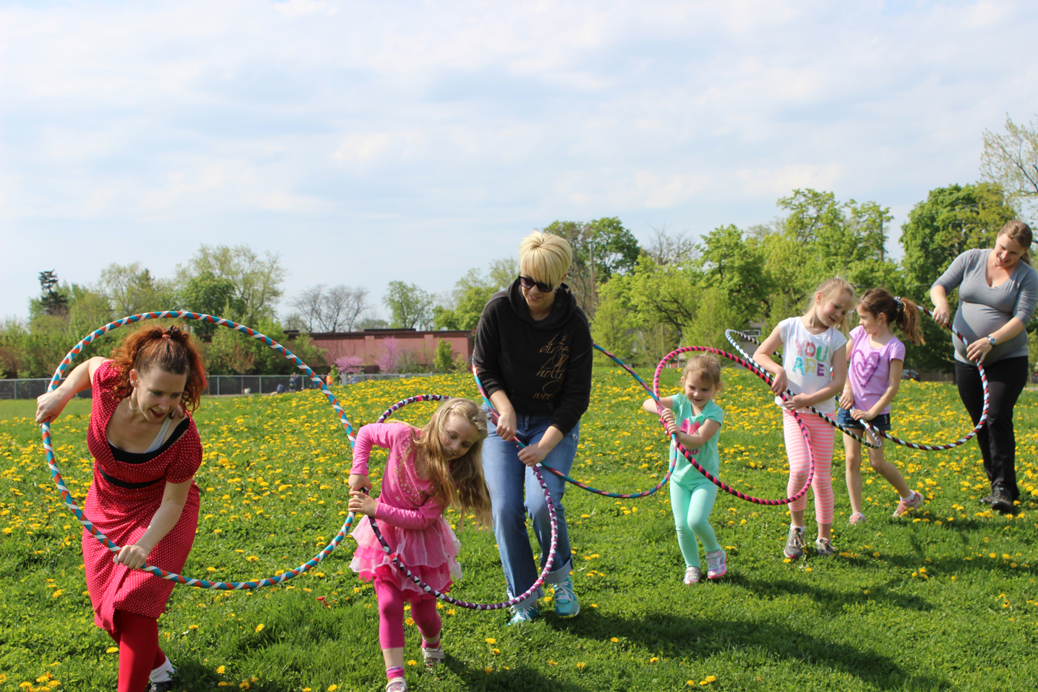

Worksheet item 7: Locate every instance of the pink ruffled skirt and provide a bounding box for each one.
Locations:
[350,515,461,596]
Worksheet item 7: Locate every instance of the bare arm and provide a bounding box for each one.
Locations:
[114,479,192,569]
[753,324,788,395]
[642,396,675,415]
[839,339,856,410]
[489,390,516,442]
[35,357,108,425]
[930,284,951,327]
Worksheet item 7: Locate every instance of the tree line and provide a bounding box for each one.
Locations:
[3,115,1035,378]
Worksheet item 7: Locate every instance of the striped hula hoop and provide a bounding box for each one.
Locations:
[40,311,356,590]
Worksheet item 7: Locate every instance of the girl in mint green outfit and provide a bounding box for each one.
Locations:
[643,355,726,585]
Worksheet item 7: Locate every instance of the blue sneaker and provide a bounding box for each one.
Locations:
[552,575,579,618]
[507,603,540,625]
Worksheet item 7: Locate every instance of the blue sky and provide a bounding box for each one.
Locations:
[2,0,1035,322]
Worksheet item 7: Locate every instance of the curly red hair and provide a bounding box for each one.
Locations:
[109,325,207,412]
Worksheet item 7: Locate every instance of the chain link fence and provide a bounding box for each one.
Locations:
[0,372,439,399]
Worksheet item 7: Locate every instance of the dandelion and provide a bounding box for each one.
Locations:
[254,624,264,633]
[485,638,497,644]
[106,647,119,654]
[217,666,225,675]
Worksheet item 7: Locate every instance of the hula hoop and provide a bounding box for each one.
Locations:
[40,311,356,590]
[652,346,817,506]
[725,299,991,452]
[358,393,559,611]
[724,329,882,450]
[470,349,679,500]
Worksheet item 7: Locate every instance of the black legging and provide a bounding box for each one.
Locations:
[955,356,1028,500]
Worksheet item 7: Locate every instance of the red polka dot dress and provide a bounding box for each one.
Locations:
[82,361,202,632]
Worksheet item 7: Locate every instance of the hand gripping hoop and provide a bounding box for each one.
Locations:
[41,311,357,590]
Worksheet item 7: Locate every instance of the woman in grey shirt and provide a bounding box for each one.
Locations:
[930,220,1036,514]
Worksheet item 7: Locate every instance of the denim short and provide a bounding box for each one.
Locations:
[837,407,891,432]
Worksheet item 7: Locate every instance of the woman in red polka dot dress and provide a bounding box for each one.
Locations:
[36,325,207,692]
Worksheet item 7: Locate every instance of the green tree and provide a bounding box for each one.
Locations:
[176,245,285,326]
[384,281,433,330]
[695,224,772,320]
[177,271,243,334]
[981,114,1038,217]
[590,275,637,363]
[432,266,510,331]
[97,262,176,317]
[900,183,1018,290]
[542,217,641,315]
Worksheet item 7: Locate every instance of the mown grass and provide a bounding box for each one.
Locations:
[1,365,1036,691]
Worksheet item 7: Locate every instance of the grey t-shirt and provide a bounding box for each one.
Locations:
[932,248,1038,364]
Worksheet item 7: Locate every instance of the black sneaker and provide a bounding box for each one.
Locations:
[990,486,1017,515]
[979,494,993,505]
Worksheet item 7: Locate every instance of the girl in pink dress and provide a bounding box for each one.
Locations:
[348,398,492,692]
[35,325,207,692]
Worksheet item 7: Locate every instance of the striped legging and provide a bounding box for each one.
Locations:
[783,409,834,525]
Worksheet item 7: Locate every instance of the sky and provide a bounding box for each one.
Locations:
[2,0,1036,323]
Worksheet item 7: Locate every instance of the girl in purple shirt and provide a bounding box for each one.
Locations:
[838,289,925,524]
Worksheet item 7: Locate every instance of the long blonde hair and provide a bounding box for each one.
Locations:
[412,398,493,526]
[809,277,856,330]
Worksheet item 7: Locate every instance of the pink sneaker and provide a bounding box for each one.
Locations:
[683,566,702,585]
[705,549,727,580]
[892,491,923,518]
[848,512,867,525]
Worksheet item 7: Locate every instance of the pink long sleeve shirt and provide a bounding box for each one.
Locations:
[351,424,445,530]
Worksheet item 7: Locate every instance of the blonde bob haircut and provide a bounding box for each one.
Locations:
[519,231,573,291]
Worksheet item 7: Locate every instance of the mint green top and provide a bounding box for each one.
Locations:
[668,395,723,487]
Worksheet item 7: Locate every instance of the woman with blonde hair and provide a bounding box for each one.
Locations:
[473,231,593,624]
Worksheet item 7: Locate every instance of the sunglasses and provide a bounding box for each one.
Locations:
[518,275,555,293]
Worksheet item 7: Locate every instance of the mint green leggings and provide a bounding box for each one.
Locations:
[670,478,721,568]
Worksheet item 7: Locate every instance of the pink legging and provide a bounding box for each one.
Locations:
[783,410,835,525]
[374,579,442,650]
[104,610,167,692]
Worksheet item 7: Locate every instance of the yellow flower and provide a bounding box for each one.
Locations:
[105,646,119,654]
[217,666,226,675]
[407,660,416,666]
[610,637,619,643]
[328,686,338,691]
[485,638,497,644]
[254,624,264,633]
[576,662,586,669]
[188,624,198,630]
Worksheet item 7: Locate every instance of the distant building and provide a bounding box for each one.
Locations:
[289,328,474,373]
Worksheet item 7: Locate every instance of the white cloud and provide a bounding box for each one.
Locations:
[1,0,1037,320]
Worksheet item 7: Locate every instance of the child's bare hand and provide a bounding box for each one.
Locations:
[839,390,854,410]
[348,491,377,517]
[850,408,874,422]
[769,370,788,395]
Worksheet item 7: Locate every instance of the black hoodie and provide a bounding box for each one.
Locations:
[473,279,593,435]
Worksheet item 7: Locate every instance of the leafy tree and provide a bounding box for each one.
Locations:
[432,266,510,331]
[542,217,641,315]
[176,245,285,326]
[97,262,175,317]
[384,281,433,330]
[433,339,455,373]
[590,275,637,363]
[695,224,772,320]
[176,271,242,336]
[981,114,1038,217]
[33,271,69,318]
[900,183,1018,290]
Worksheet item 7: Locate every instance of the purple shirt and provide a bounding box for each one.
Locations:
[847,326,905,414]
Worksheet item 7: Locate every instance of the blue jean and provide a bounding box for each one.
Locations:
[481,408,579,609]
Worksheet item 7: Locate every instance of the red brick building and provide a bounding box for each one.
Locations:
[299,329,474,372]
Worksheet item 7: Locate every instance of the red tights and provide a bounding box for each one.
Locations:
[105,610,167,692]
[374,579,441,650]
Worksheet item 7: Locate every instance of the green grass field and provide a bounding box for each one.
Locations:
[1,366,1036,691]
